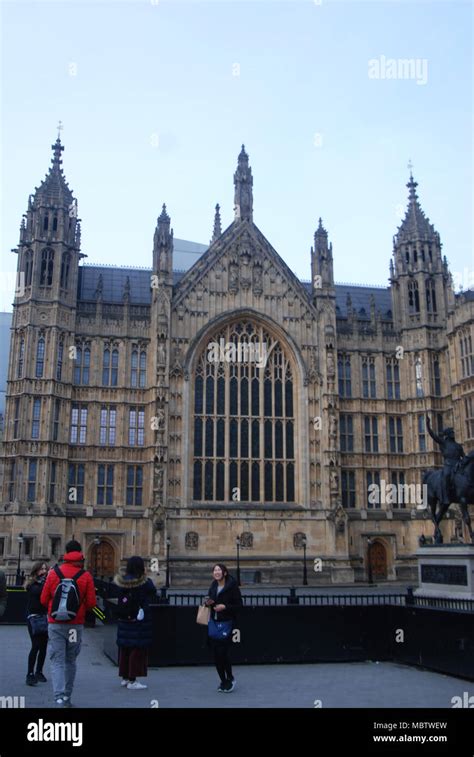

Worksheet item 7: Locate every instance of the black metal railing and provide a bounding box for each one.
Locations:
[92,578,474,613]
[4,572,25,588]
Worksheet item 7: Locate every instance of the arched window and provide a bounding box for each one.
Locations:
[103,347,119,386]
[53,217,58,231]
[426,280,437,313]
[408,280,420,314]
[102,348,110,385]
[131,349,146,387]
[56,340,64,381]
[111,349,119,386]
[36,337,45,378]
[17,336,25,378]
[192,321,295,504]
[74,344,90,385]
[24,250,33,287]
[40,249,54,286]
[43,215,49,231]
[139,350,146,387]
[131,349,138,387]
[60,252,70,289]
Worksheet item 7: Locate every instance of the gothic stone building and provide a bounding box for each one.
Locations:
[1,139,473,585]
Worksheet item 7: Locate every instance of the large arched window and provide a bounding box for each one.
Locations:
[35,337,45,378]
[408,280,420,314]
[426,279,437,313]
[24,250,33,287]
[192,321,295,504]
[60,252,71,289]
[40,248,54,286]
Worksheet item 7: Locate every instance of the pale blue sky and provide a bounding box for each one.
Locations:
[1,0,472,311]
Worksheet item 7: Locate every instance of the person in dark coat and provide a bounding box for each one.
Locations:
[114,556,157,690]
[25,562,49,686]
[204,563,243,692]
[0,570,7,619]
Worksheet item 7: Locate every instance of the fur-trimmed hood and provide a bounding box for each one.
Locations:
[114,573,148,589]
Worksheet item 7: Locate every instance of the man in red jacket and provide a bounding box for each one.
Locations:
[41,540,96,708]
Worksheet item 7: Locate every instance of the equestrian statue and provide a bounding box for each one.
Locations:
[423,415,474,544]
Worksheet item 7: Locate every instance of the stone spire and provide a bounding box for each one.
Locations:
[33,136,74,206]
[153,203,173,278]
[311,217,334,293]
[233,145,253,222]
[394,171,439,245]
[211,203,222,244]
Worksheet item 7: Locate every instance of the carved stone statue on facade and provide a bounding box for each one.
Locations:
[157,340,166,365]
[229,262,239,291]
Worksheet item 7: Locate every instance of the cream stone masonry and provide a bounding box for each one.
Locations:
[0,140,472,585]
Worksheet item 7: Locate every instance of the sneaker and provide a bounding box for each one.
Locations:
[227,678,236,692]
[127,681,147,690]
[222,680,234,692]
[62,697,72,708]
[55,698,65,708]
[120,679,130,687]
[26,673,37,686]
[35,672,47,683]
[217,682,226,692]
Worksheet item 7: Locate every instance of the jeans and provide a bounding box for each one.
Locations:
[27,619,48,675]
[48,624,83,700]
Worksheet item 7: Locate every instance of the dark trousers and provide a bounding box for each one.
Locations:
[212,640,233,683]
[27,620,48,675]
[118,647,148,680]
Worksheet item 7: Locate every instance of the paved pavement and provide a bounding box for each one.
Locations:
[0,625,471,709]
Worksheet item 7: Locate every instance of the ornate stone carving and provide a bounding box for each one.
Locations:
[253,261,263,294]
[185,531,199,550]
[293,532,307,550]
[240,531,253,548]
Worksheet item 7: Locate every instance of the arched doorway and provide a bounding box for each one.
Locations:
[90,540,115,577]
[369,541,388,580]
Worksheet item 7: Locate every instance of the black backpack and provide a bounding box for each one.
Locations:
[50,566,85,622]
[117,586,142,621]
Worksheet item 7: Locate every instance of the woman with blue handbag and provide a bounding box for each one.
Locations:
[25,562,49,686]
[204,564,242,693]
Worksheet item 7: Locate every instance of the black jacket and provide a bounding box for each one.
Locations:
[114,574,157,649]
[26,578,47,616]
[0,571,7,619]
[207,576,243,622]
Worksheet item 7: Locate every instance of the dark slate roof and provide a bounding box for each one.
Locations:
[302,281,393,319]
[78,265,152,304]
[78,265,393,320]
[334,283,392,319]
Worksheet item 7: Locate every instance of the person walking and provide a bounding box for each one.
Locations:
[0,570,7,620]
[114,556,157,690]
[40,540,96,708]
[204,563,242,693]
[25,562,49,686]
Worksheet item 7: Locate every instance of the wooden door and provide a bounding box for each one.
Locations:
[91,541,115,576]
[369,541,387,580]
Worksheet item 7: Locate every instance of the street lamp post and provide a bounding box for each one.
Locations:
[367,538,373,585]
[302,536,308,586]
[93,537,101,577]
[165,537,171,589]
[236,536,241,587]
[16,532,24,586]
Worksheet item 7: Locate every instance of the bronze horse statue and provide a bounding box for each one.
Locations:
[423,450,474,544]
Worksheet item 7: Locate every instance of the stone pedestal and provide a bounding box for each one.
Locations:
[415,544,474,599]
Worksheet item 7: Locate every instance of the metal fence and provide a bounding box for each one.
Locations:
[3,572,25,588]
[92,578,474,613]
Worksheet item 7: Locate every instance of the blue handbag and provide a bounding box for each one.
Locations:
[28,614,48,636]
[208,618,232,641]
